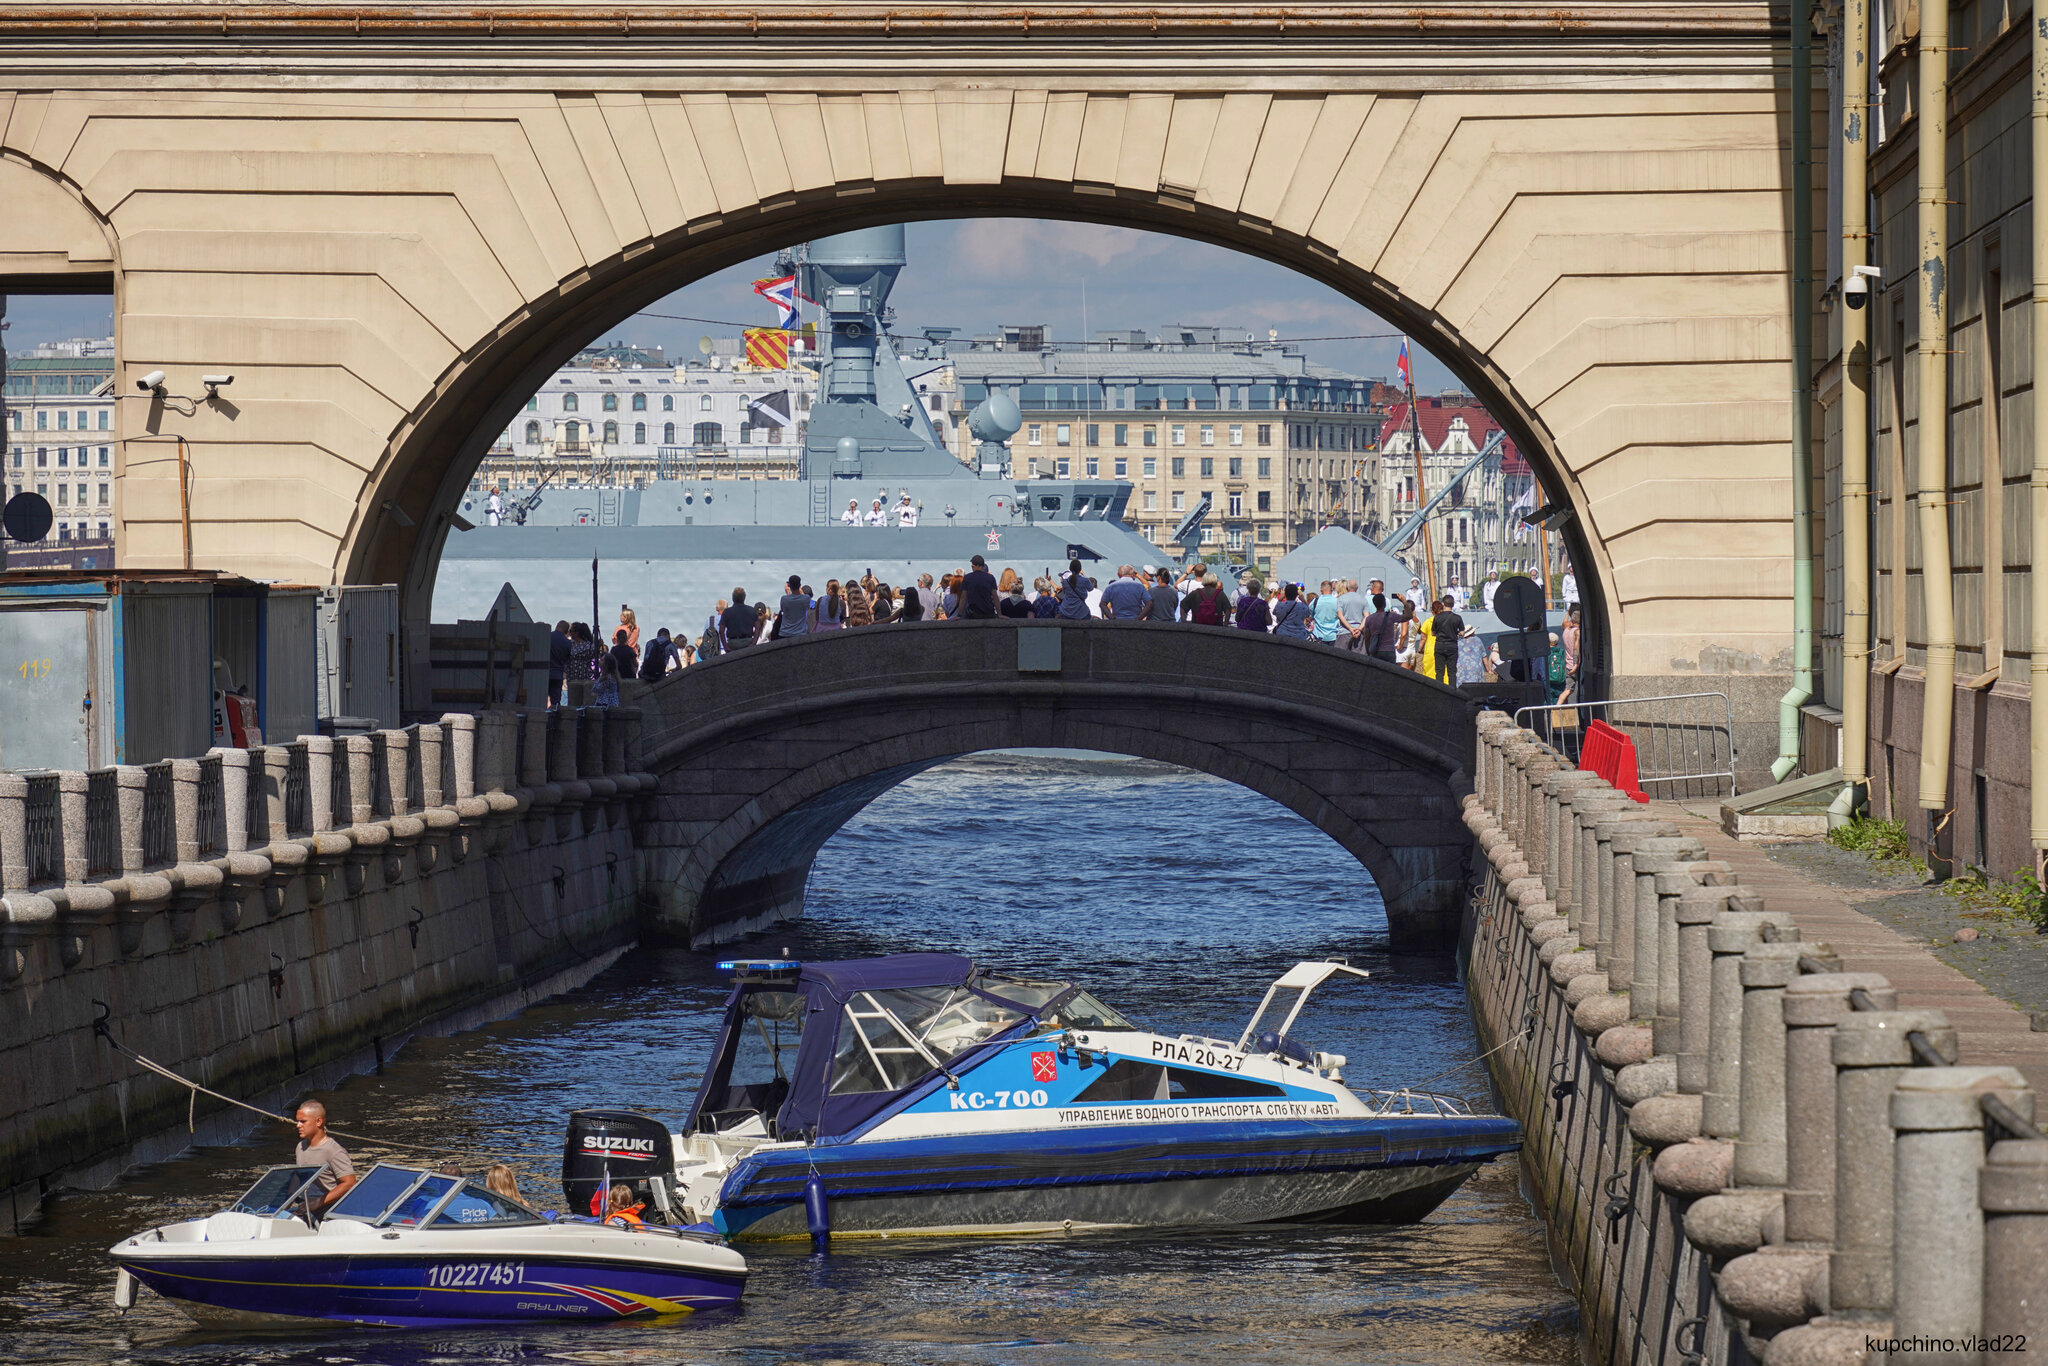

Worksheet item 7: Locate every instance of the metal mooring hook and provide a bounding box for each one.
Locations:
[1549,1058,1576,1121]
[1604,1169,1635,1242]
[268,953,286,1000]
[1674,1315,1708,1366]
[606,853,618,887]
[92,999,113,1045]
[407,906,424,950]
[552,866,568,900]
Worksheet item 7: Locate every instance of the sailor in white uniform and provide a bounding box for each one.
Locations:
[866,499,888,526]
[896,494,918,527]
[842,499,862,526]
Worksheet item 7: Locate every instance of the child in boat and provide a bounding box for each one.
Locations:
[602,1183,646,1226]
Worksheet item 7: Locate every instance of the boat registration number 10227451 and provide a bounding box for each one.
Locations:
[426,1262,526,1288]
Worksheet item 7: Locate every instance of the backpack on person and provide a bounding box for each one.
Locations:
[1191,587,1229,626]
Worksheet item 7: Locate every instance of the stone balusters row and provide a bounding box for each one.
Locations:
[0,708,652,977]
[1468,711,2044,1366]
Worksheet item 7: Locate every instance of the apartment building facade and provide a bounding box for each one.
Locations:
[3,339,117,549]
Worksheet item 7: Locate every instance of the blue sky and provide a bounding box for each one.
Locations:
[4,218,1460,392]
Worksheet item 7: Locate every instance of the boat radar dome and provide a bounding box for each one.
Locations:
[967,392,1024,442]
[834,435,862,477]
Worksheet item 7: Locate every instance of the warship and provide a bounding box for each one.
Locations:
[430,226,1181,635]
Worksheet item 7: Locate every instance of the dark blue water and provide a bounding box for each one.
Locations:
[0,754,1575,1365]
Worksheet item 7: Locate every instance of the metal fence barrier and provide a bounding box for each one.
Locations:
[1512,691,1736,799]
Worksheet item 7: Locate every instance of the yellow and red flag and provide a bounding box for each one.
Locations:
[743,328,791,370]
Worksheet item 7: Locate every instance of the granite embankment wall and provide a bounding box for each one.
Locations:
[1462,710,2048,1366]
[0,706,654,1235]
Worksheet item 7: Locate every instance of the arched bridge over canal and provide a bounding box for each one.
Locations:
[635,620,1479,953]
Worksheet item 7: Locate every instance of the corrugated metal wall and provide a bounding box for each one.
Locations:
[265,590,318,740]
[120,585,212,763]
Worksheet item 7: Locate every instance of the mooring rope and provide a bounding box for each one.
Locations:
[1392,1026,1530,1093]
[91,1001,483,1162]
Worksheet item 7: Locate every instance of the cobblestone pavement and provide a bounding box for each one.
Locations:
[1655,803,2048,1091]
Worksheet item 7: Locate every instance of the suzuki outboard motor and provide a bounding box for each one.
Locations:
[562,1109,678,1221]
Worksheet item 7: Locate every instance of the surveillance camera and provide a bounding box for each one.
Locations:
[201,374,233,392]
[137,370,166,392]
[1844,264,1883,311]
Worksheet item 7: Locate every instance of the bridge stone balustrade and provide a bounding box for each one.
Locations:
[635,619,1479,952]
[0,708,653,1237]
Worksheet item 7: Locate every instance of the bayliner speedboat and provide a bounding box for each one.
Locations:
[109,1162,747,1327]
[577,954,1520,1241]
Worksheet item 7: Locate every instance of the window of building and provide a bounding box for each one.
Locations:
[1086,457,1099,476]
[603,420,619,443]
[1200,526,1217,545]
[1199,457,1214,477]
[1171,424,1186,446]
[97,482,109,506]
[1257,424,1271,447]
[1257,524,1271,543]
[663,394,674,411]
[56,411,68,431]
[1114,424,1129,447]
[562,393,578,412]
[55,483,66,505]
[1257,491,1271,512]
[1086,424,1100,447]
[1201,425,1214,446]
[525,420,541,443]
[1258,457,1272,479]
[5,412,15,431]
[526,397,539,411]
[738,422,753,445]
[1171,491,1187,512]
[1171,457,1186,477]
[36,411,47,430]
[1229,457,1242,477]
[1227,528,1244,552]
[57,449,68,468]
[1027,424,1042,446]
[631,393,646,411]
[97,411,110,430]
[694,421,721,445]
[1142,456,1156,477]
[664,422,676,443]
[1228,491,1243,516]
[634,422,647,443]
[602,394,619,412]
[1057,458,1071,476]
[1143,490,1157,511]
[96,447,108,466]
[1144,426,1157,447]
[1229,424,1243,446]
[1056,424,1071,446]
[99,521,110,537]
[36,448,46,467]
[700,395,713,411]
[1114,457,1128,477]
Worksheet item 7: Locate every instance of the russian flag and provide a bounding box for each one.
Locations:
[1396,337,1413,391]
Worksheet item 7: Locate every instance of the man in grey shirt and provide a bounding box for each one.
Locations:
[1334,579,1369,650]
[294,1099,358,1217]
[777,574,812,637]
[1146,566,1180,622]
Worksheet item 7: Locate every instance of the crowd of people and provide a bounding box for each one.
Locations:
[543,564,1584,705]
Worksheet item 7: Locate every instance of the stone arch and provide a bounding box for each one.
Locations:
[635,620,1477,951]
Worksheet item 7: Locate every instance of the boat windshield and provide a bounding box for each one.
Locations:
[978,975,1134,1031]
[326,1164,429,1224]
[432,1181,542,1228]
[831,986,1027,1094]
[382,1174,460,1227]
[227,1166,326,1218]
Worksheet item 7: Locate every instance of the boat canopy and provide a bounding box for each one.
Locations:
[685,954,1130,1143]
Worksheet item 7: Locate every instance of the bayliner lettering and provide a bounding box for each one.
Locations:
[1150,1040,1244,1071]
[1056,1101,1341,1124]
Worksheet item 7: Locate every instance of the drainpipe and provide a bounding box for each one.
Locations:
[1776,0,1818,783]
[1831,0,1874,825]
[2032,10,2048,879]
[1916,0,1957,859]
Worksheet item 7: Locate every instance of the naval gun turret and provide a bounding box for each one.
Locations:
[796,225,962,481]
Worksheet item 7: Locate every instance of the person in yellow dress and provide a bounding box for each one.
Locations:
[1415,599,1439,680]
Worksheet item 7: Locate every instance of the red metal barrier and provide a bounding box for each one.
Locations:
[1578,719,1649,802]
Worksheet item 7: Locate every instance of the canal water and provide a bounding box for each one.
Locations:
[0,753,1576,1365]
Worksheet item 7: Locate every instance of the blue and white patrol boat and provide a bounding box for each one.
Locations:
[655,954,1520,1240]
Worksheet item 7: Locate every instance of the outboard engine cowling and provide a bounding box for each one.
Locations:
[562,1109,676,1219]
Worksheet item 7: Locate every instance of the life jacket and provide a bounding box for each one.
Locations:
[604,1204,646,1227]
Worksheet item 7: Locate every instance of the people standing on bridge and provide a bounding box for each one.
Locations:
[294,1100,357,1220]
[1430,598,1464,683]
[548,620,571,709]
[1414,601,1438,677]
[1000,574,1033,618]
[1363,595,1400,663]
[607,628,638,681]
[719,589,758,651]
[1100,565,1148,620]
[1456,625,1485,686]
[1144,566,1178,623]
[1271,582,1313,639]
[617,606,640,652]
[1334,579,1369,651]
[844,577,874,628]
[1181,572,1229,626]
[958,555,1001,618]
[896,585,926,622]
[814,580,847,631]
[1234,576,1271,631]
[566,623,597,695]
[1560,606,1582,702]
[638,629,673,680]
[1310,580,1343,645]
[1561,567,1579,611]
[593,653,621,706]
[1030,576,1060,618]
[777,574,813,639]
[1056,558,1095,620]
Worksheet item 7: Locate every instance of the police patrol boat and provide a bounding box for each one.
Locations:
[579,954,1520,1241]
[108,1162,748,1328]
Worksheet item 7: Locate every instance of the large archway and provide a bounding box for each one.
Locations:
[0,30,1796,719]
[632,619,1478,952]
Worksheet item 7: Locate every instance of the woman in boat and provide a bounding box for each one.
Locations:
[483,1163,523,1204]
[603,1184,646,1227]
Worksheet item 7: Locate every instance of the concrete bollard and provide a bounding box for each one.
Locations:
[113,765,149,874]
[260,747,291,844]
[1783,974,1895,1247]
[379,729,412,817]
[1603,820,1677,989]
[1542,770,1605,912]
[444,713,478,799]
[547,709,577,784]
[415,724,446,808]
[303,736,336,833]
[1704,910,1797,1139]
[1734,941,1807,1188]
[1891,1068,2033,1359]
[1628,843,1705,1024]
[1572,792,1633,943]
[520,710,549,789]
[1982,1139,2048,1361]
[344,735,376,822]
[1830,1011,1956,1317]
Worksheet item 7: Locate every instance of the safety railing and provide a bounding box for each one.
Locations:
[142,761,175,868]
[284,742,311,837]
[404,723,426,813]
[84,769,119,877]
[195,754,222,857]
[1512,691,1735,800]
[24,772,60,886]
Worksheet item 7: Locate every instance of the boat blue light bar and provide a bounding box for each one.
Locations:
[716,958,801,978]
